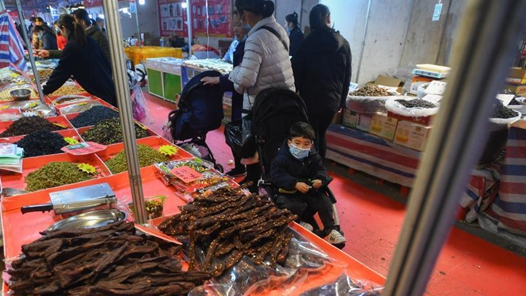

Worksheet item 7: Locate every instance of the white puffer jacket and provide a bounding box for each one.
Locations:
[229,16,295,112]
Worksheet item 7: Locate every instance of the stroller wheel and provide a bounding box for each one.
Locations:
[214,164,224,173]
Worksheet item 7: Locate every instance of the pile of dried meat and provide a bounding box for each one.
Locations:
[159,186,297,278]
[7,221,210,295]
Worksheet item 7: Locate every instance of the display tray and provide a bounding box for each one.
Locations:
[95,136,194,162]
[1,166,182,259]
[0,128,81,144]
[0,153,112,193]
[45,92,92,105]
[76,125,159,143]
[0,115,72,134]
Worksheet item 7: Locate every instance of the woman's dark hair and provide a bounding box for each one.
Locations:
[33,25,55,36]
[72,9,93,26]
[235,0,274,18]
[58,14,86,46]
[309,4,331,32]
[289,121,316,141]
[286,12,299,27]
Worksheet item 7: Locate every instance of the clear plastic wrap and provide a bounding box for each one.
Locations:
[131,84,152,124]
[299,273,383,295]
[346,95,401,114]
[57,100,103,115]
[385,97,440,118]
[52,94,92,106]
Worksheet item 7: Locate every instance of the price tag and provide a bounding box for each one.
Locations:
[432,3,443,21]
[425,81,447,95]
[61,141,107,155]
[170,166,202,183]
[422,94,443,105]
[496,94,515,106]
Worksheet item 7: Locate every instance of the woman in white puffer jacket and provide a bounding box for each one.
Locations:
[229,0,295,112]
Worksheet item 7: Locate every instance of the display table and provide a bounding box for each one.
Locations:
[125,46,183,67]
[144,57,184,103]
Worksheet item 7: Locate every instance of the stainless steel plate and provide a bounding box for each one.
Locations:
[46,209,127,232]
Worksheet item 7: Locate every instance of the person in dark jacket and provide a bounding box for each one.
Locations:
[200,19,247,177]
[271,122,346,245]
[72,9,111,62]
[291,4,352,159]
[33,25,58,50]
[42,14,116,107]
[285,12,303,57]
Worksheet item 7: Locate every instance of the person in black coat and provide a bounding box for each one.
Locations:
[42,14,116,107]
[291,4,352,159]
[33,25,58,50]
[271,122,346,245]
[285,12,303,57]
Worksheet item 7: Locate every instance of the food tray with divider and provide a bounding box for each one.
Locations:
[95,136,194,162]
[0,115,72,134]
[0,128,82,144]
[76,125,159,144]
[0,153,112,193]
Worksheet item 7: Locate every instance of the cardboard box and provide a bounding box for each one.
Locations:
[357,114,373,132]
[394,121,432,151]
[387,111,434,126]
[507,67,526,85]
[342,109,358,128]
[409,75,435,94]
[369,114,399,140]
[373,75,403,93]
[504,84,526,95]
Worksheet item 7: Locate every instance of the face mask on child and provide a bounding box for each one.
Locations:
[289,143,310,160]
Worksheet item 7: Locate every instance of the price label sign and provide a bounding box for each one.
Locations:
[61,141,107,155]
[432,3,443,21]
[170,166,202,183]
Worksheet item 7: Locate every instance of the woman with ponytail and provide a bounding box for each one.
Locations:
[229,0,295,192]
[42,14,117,106]
[285,12,303,57]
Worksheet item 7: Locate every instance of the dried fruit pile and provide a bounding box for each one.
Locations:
[15,130,67,157]
[159,186,297,277]
[492,104,519,119]
[105,144,170,174]
[350,85,390,97]
[69,106,119,128]
[82,118,149,145]
[49,85,86,96]
[395,99,437,109]
[0,116,64,137]
[25,162,94,191]
[7,221,211,295]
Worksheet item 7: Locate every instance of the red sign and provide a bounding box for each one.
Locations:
[158,0,231,38]
[170,166,202,183]
[61,141,107,155]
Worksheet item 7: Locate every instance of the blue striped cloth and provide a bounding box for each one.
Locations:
[0,12,27,71]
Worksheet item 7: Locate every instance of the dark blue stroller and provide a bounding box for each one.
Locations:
[167,70,225,172]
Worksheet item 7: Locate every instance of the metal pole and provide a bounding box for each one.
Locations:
[14,0,45,103]
[383,1,526,295]
[134,2,141,48]
[186,0,192,56]
[354,0,372,83]
[103,0,148,224]
[0,1,5,12]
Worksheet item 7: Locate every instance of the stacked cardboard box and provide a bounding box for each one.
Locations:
[505,67,526,95]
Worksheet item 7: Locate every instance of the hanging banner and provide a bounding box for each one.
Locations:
[158,0,231,38]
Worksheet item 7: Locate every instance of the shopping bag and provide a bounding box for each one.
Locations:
[224,114,256,158]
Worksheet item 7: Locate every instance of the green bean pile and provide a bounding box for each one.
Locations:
[82,118,149,145]
[105,144,170,174]
[25,162,94,191]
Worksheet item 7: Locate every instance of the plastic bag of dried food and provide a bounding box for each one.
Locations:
[131,84,152,124]
[52,94,92,106]
[299,273,383,296]
[385,97,439,117]
[346,95,401,114]
[57,100,102,115]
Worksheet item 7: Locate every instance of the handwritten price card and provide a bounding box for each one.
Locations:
[170,166,203,183]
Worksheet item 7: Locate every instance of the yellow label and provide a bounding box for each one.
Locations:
[53,123,68,128]
[77,163,97,174]
[27,102,39,108]
[158,145,178,156]
[135,121,148,130]
[64,137,79,145]
[0,105,9,110]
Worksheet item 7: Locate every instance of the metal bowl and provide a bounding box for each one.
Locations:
[46,209,127,232]
[10,88,32,101]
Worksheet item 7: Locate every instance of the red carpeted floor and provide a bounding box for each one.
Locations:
[144,92,526,295]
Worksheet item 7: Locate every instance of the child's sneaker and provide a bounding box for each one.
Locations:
[325,229,347,244]
[299,221,314,232]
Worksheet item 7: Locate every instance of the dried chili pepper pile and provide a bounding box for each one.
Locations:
[159,186,297,278]
[0,116,64,137]
[8,221,211,295]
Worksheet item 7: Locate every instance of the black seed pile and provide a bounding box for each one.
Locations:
[396,99,437,109]
[0,116,64,137]
[492,104,518,119]
[82,117,149,145]
[509,97,522,105]
[15,130,68,158]
[69,106,119,128]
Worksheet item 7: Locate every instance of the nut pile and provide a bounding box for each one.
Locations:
[0,116,64,137]
[49,85,86,96]
[81,118,149,145]
[350,85,391,97]
[25,161,94,191]
[30,69,54,83]
[395,99,437,109]
[15,130,67,157]
[105,144,170,174]
[69,106,119,128]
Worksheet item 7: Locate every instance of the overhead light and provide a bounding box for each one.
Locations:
[181,2,188,9]
[139,0,145,5]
